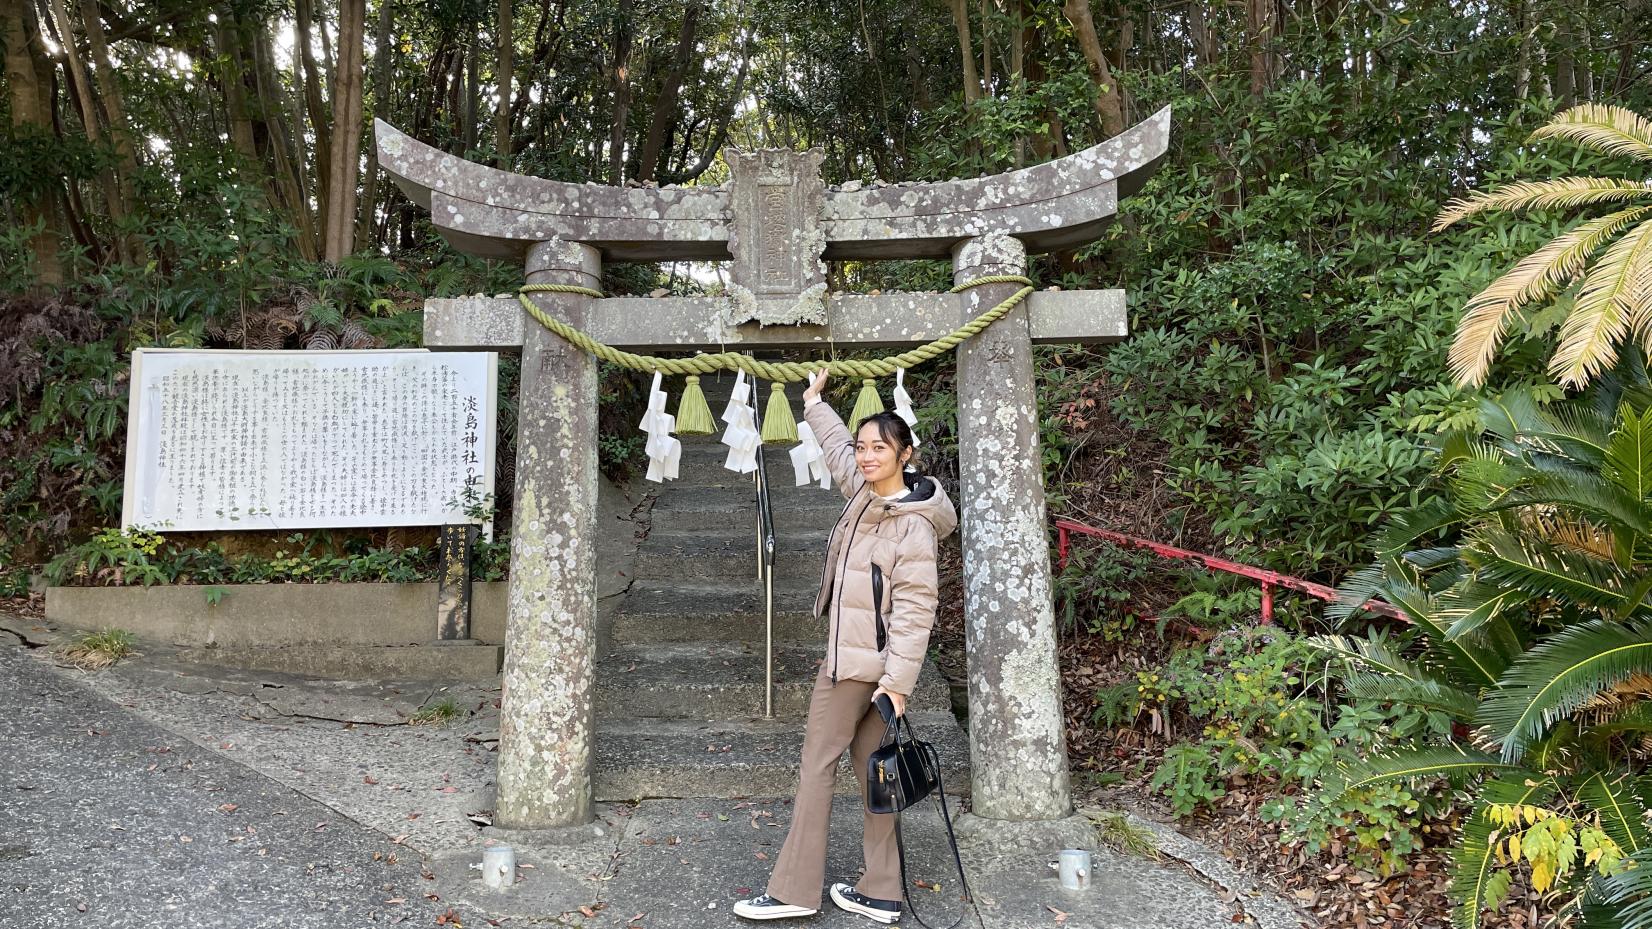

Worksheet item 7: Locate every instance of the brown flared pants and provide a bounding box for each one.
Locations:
[764,661,902,910]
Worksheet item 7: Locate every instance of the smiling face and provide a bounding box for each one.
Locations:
[855,419,912,487]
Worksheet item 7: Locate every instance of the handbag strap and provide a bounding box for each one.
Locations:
[884,715,975,929]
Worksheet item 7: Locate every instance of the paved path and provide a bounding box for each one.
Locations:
[0,646,455,929]
[0,624,1303,929]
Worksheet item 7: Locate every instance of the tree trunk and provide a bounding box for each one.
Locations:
[978,0,991,90]
[252,22,318,259]
[947,0,983,107]
[1061,0,1125,137]
[77,0,143,260]
[635,0,701,184]
[1011,0,1025,167]
[323,0,366,262]
[48,0,132,259]
[660,34,748,185]
[1,0,63,287]
[295,0,332,217]
[1246,0,1273,97]
[358,0,393,249]
[606,0,633,185]
[495,0,513,167]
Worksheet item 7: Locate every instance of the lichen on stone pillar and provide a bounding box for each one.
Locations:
[952,232,1075,821]
[494,237,602,829]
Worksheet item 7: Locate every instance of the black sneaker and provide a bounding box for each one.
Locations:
[829,882,901,924]
[733,892,819,920]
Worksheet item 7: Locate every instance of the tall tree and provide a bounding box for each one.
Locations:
[606,0,633,184]
[1,0,63,287]
[495,0,513,167]
[635,0,702,184]
[1062,0,1125,137]
[323,0,366,261]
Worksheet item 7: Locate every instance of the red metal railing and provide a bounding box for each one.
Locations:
[1053,517,1410,625]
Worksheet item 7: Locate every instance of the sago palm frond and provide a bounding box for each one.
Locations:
[1585,700,1652,737]
[1535,510,1619,562]
[1434,177,1652,231]
[1450,207,1652,387]
[1454,777,1557,929]
[1344,671,1482,721]
[1373,497,1470,560]
[1578,768,1652,857]
[1583,845,1652,929]
[1530,104,1652,164]
[1378,573,1514,687]
[1438,580,1533,641]
[1464,525,1634,616]
[1307,633,1428,679]
[1316,746,1521,808]
[1477,618,1652,763]
[1605,404,1652,502]
[1550,222,1652,387]
[1504,471,1652,542]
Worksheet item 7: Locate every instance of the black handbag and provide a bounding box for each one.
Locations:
[867,695,974,929]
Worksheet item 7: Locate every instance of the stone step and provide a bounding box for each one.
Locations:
[169,643,503,680]
[593,712,971,801]
[611,581,823,644]
[631,529,830,580]
[595,642,953,720]
[647,490,844,533]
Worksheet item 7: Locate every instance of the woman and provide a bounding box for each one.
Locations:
[734,370,958,924]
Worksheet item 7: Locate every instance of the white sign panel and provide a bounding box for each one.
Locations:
[122,349,497,537]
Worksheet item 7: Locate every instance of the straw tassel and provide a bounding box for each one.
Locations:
[760,381,798,445]
[675,375,715,436]
[849,378,884,431]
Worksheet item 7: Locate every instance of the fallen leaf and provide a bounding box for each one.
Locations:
[384,897,405,905]
[218,803,238,814]
[364,775,379,785]
[579,906,595,918]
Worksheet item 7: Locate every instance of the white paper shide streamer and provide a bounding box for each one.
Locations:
[719,370,761,473]
[638,371,681,483]
[789,421,832,489]
[892,367,921,447]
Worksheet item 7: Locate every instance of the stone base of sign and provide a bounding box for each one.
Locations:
[46,581,510,649]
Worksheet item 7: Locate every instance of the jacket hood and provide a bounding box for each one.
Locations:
[880,472,958,541]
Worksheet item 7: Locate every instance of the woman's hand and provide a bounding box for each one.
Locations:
[871,686,905,719]
[802,369,829,403]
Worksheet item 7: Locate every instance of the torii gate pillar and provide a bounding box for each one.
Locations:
[953,235,1072,819]
[494,240,602,828]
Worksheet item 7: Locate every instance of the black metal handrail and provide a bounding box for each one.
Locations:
[747,360,777,718]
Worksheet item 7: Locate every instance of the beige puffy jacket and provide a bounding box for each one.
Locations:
[802,399,958,696]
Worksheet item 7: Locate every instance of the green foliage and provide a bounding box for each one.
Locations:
[1308,362,1652,925]
[43,529,443,588]
[1125,629,1455,874]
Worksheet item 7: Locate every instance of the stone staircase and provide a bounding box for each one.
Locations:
[592,375,972,801]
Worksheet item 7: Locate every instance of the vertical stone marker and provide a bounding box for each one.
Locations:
[375,107,1170,829]
[495,239,602,828]
[953,234,1072,819]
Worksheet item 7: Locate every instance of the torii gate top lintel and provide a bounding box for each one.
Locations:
[372,107,1170,266]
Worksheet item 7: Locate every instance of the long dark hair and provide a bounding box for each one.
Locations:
[856,411,924,481]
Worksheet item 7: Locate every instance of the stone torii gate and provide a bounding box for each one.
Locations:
[375,109,1170,832]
